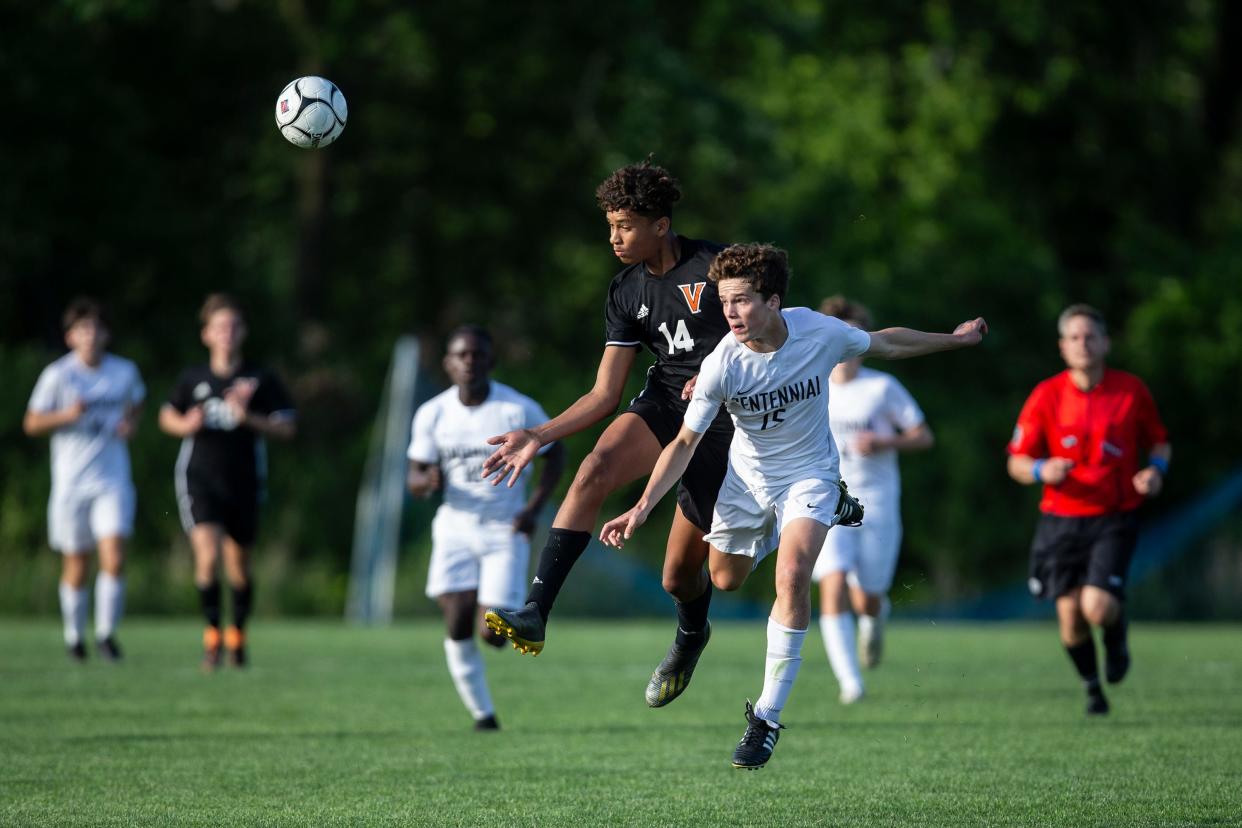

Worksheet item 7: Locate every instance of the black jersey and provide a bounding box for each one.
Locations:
[604,236,732,417]
[166,363,295,491]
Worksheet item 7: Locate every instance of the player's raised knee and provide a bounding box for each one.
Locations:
[569,450,623,499]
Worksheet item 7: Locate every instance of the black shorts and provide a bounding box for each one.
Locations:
[626,393,732,533]
[1027,511,1139,601]
[181,476,260,547]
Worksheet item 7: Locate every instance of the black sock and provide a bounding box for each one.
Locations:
[674,582,712,645]
[1065,639,1101,689]
[232,584,252,631]
[198,582,221,629]
[526,529,591,622]
[1102,610,1128,652]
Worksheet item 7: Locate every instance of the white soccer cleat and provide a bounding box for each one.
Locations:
[859,618,884,668]
[839,684,865,705]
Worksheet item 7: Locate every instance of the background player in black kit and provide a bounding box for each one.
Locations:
[159,294,296,670]
[482,158,734,707]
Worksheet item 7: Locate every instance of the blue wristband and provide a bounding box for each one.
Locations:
[1148,456,1169,476]
[1031,459,1045,483]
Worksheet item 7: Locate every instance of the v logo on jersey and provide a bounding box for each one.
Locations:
[678,282,707,314]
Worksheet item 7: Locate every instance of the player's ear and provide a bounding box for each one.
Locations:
[654,216,669,237]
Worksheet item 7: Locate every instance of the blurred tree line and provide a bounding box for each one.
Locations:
[2,0,1239,616]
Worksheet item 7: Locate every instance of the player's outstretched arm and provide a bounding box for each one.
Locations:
[600,424,705,549]
[864,318,988,360]
[483,345,638,487]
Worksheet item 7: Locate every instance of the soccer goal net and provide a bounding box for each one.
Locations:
[345,336,427,625]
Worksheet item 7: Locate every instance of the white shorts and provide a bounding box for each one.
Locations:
[811,494,903,593]
[48,484,136,553]
[425,507,530,608]
[704,471,842,561]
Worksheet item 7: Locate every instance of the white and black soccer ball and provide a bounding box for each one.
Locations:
[275,76,347,149]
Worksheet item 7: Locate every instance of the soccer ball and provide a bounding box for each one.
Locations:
[275,76,348,149]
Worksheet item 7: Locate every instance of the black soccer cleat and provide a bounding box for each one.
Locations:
[96,637,123,662]
[484,602,545,656]
[67,642,87,663]
[474,714,501,731]
[1105,643,1130,685]
[646,622,711,708]
[1086,686,1110,716]
[835,480,865,527]
[732,700,783,769]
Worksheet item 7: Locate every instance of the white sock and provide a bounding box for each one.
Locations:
[58,582,88,646]
[444,638,494,720]
[820,613,863,695]
[94,572,125,640]
[753,617,807,726]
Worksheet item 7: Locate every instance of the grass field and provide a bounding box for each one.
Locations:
[1,618,1239,827]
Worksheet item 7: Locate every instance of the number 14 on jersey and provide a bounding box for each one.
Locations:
[657,320,695,355]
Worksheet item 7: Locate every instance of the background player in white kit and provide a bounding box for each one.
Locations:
[812,296,934,704]
[24,298,145,662]
[407,326,565,730]
[600,244,986,768]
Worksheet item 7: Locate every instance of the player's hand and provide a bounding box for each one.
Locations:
[681,374,699,401]
[599,502,651,549]
[1039,457,1074,485]
[64,399,88,423]
[853,431,883,456]
[483,428,542,488]
[1133,466,1164,498]
[115,415,136,440]
[182,406,205,435]
[512,507,538,537]
[952,317,989,346]
[223,378,258,422]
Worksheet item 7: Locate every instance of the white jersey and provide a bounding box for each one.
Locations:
[27,352,145,495]
[407,381,551,522]
[685,307,872,492]
[830,367,925,501]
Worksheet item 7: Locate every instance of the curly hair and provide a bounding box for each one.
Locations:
[706,243,790,304]
[819,295,873,329]
[595,155,682,220]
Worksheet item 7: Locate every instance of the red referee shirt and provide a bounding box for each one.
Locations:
[1008,369,1168,517]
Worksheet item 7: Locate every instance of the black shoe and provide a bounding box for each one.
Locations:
[484,602,545,656]
[67,642,87,662]
[732,700,783,769]
[646,621,711,708]
[835,480,865,527]
[1105,643,1130,685]
[474,714,501,731]
[96,637,123,662]
[1086,686,1110,716]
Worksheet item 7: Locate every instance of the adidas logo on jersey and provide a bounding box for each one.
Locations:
[637,304,649,320]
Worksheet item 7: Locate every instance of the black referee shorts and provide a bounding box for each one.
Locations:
[1027,511,1140,601]
[626,392,731,533]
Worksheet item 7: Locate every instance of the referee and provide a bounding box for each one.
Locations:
[1007,304,1170,715]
